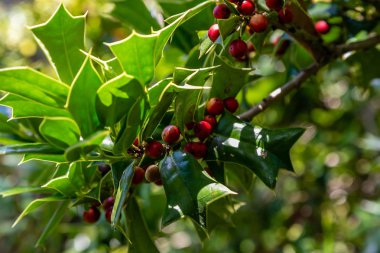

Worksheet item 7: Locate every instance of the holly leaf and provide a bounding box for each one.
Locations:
[20,154,67,164]
[35,200,70,247]
[64,130,109,162]
[209,57,251,99]
[126,197,160,253]
[107,0,213,85]
[111,162,134,227]
[0,67,69,107]
[207,113,304,188]
[160,150,235,228]
[111,0,160,34]
[12,196,66,227]
[0,143,61,155]
[66,56,103,137]
[217,15,242,42]
[29,4,86,84]
[96,73,146,126]
[0,94,71,119]
[39,118,80,150]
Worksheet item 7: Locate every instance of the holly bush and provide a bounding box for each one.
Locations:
[0,0,379,252]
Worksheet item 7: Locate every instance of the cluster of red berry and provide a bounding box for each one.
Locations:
[83,196,115,224]
[208,0,294,60]
[183,97,239,158]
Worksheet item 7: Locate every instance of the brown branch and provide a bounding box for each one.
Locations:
[238,34,380,121]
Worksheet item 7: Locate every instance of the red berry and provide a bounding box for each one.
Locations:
[132,166,145,185]
[249,14,269,33]
[278,6,293,24]
[266,0,283,11]
[145,141,164,159]
[102,196,115,210]
[83,206,101,224]
[314,20,330,34]
[191,142,208,159]
[274,39,290,56]
[204,115,217,129]
[185,122,195,130]
[145,164,161,183]
[162,125,181,144]
[238,0,255,16]
[228,39,248,59]
[213,4,231,19]
[224,97,239,113]
[105,208,112,223]
[194,121,213,140]
[133,138,139,146]
[207,97,225,115]
[247,42,255,52]
[184,142,193,154]
[208,24,220,42]
[98,164,111,175]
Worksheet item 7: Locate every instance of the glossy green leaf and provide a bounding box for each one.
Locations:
[64,130,109,162]
[39,118,80,150]
[147,79,172,107]
[197,31,215,58]
[206,197,236,232]
[42,163,87,197]
[96,73,146,126]
[0,112,28,137]
[206,160,225,184]
[107,0,213,85]
[12,196,65,227]
[209,57,251,99]
[160,150,235,228]
[114,97,149,154]
[111,0,160,34]
[21,154,67,164]
[0,67,69,107]
[66,56,103,137]
[111,162,134,227]
[0,143,61,155]
[126,197,160,253]
[30,4,86,84]
[217,16,242,42]
[0,187,47,197]
[174,67,216,132]
[142,92,175,140]
[207,113,304,188]
[36,200,70,247]
[0,94,71,119]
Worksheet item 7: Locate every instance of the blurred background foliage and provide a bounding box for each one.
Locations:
[0,0,379,252]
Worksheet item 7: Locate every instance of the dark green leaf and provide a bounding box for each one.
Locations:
[112,162,134,227]
[67,56,103,137]
[30,4,86,84]
[160,150,235,228]
[0,67,69,107]
[207,113,304,188]
[126,197,160,253]
[39,118,80,150]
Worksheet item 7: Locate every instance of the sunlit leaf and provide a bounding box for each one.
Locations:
[30,4,86,84]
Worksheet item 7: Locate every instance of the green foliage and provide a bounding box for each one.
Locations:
[0,0,378,252]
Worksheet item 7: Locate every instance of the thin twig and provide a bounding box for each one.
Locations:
[238,34,380,121]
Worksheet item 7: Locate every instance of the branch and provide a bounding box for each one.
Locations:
[239,34,380,121]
